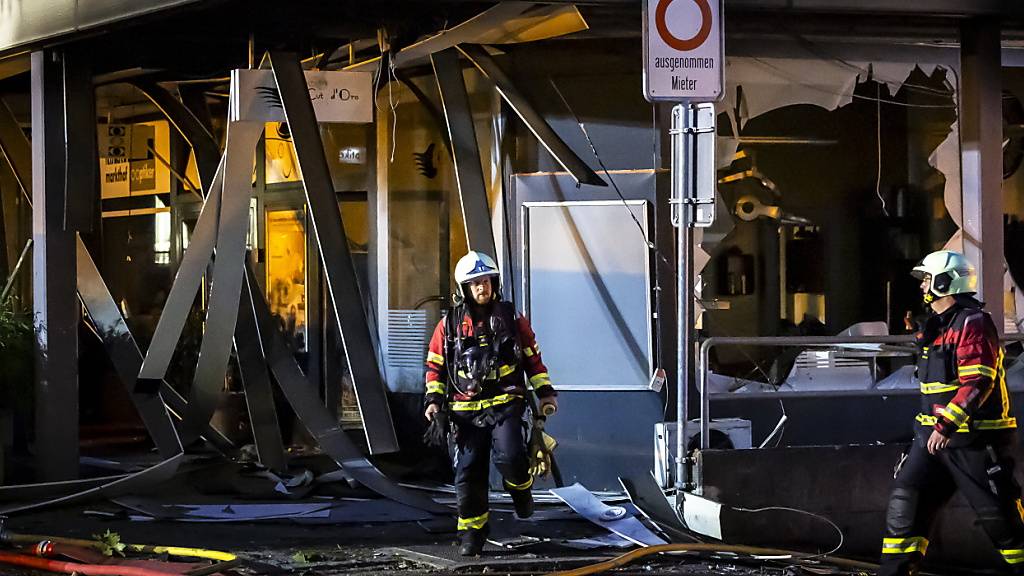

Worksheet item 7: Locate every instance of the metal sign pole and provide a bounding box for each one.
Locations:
[676,171,693,492]
[671,105,688,492]
[671,103,715,493]
[646,0,723,499]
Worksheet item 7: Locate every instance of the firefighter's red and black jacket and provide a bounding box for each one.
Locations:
[915,295,1015,443]
[424,300,555,416]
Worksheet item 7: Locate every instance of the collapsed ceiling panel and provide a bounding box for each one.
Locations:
[347,2,589,72]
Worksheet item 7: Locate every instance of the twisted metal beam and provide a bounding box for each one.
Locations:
[432,48,496,256]
[270,51,399,455]
[458,44,606,187]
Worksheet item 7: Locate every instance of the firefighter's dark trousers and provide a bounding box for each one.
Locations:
[879,434,1024,575]
[453,402,532,532]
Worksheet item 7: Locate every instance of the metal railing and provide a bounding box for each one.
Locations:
[687,333,1024,492]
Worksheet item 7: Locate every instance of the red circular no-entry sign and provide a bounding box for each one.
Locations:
[655,0,712,52]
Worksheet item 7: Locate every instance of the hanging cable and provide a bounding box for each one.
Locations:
[876,82,889,217]
[650,102,669,419]
[547,78,654,250]
[547,77,784,395]
[388,50,399,163]
[731,504,844,560]
[758,406,788,449]
[550,78,686,420]
[372,28,386,112]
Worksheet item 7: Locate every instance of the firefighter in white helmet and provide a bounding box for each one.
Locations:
[422,251,558,556]
[879,250,1024,575]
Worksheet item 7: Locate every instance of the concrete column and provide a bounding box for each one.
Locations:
[31,49,79,480]
[959,17,1004,330]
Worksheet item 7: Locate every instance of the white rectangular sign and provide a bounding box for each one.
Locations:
[230,69,373,123]
[643,0,724,102]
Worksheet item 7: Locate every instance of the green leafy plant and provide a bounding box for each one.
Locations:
[0,300,32,414]
[93,530,126,557]
[291,550,329,564]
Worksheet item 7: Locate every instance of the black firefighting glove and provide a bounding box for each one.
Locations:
[422,409,449,448]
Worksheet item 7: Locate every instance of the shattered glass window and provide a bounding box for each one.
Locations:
[702,49,960,393]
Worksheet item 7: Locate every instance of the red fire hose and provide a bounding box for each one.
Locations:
[0,550,180,576]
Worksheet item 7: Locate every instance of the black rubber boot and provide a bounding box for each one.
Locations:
[459,528,486,556]
[511,489,534,519]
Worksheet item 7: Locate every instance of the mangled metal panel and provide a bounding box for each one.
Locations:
[177,121,262,445]
[459,45,606,188]
[234,283,287,473]
[137,63,397,454]
[0,73,219,456]
[75,242,182,458]
[432,48,496,256]
[269,52,398,454]
[136,157,225,395]
[551,483,667,547]
[345,2,588,72]
[620,474,699,543]
[62,51,97,232]
[0,454,184,514]
[133,80,221,188]
[242,263,447,514]
[0,59,438,510]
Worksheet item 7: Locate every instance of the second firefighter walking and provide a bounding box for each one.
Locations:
[879,250,1024,575]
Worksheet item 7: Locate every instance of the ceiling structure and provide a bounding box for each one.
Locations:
[0,0,1022,123]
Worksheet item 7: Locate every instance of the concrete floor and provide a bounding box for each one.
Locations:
[0,455,984,576]
[0,500,887,576]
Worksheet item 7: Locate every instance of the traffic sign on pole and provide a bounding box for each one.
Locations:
[643,0,724,102]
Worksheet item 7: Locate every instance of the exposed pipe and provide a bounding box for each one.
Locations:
[543,543,878,576]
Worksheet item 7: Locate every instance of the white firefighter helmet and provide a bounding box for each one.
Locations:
[911,250,977,299]
[454,251,500,285]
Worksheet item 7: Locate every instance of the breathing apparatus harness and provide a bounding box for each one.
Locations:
[445,299,522,425]
[423,292,519,445]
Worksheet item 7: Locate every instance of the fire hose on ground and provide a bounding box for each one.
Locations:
[2,530,236,561]
[0,551,189,576]
[544,543,878,576]
[0,524,239,575]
